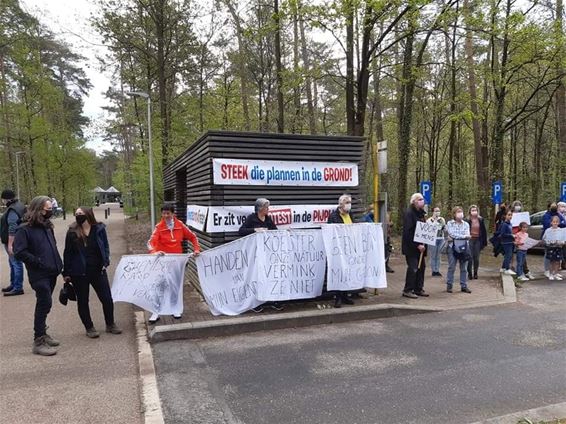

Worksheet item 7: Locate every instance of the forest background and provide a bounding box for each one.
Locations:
[1,0,565,227]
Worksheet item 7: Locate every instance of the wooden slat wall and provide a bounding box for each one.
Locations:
[163,131,365,288]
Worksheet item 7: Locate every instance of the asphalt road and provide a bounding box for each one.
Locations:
[153,277,566,424]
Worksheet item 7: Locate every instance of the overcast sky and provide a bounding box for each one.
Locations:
[20,0,114,154]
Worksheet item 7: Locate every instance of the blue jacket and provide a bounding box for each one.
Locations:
[499,221,515,244]
[13,223,63,281]
[63,223,110,277]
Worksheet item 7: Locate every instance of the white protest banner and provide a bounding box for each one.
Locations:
[111,254,189,315]
[522,237,542,250]
[206,204,337,233]
[511,212,530,227]
[256,230,326,301]
[413,221,438,246]
[186,205,208,231]
[322,223,387,291]
[213,158,358,187]
[195,234,262,316]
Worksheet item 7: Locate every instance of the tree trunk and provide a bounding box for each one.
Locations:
[345,0,355,134]
[274,0,285,133]
[299,0,316,134]
[555,0,566,174]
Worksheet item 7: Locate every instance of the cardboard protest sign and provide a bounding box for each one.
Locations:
[213,158,358,186]
[322,223,387,291]
[195,234,263,316]
[111,254,189,315]
[256,230,326,301]
[511,212,530,227]
[413,221,439,246]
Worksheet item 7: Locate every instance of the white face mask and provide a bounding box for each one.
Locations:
[433,211,440,217]
[456,212,464,220]
[514,206,522,212]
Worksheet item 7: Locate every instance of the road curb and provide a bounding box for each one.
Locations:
[501,273,517,302]
[469,401,566,424]
[148,303,442,342]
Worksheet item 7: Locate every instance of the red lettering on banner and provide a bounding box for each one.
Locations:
[221,164,249,180]
[313,209,331,223]
[323,167,352,182]
[269,208,292,225]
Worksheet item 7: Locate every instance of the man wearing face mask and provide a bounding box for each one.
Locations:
[1,189,26,296]
[401,193,428,299]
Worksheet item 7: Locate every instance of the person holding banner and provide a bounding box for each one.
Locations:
[63,207,121,338]
[238,198,278,235]
[401,193,428,299]
[557,202,566,270]
[13,196,63,356]
[510,200,534,279]
[542,216,564,280]
[465,205,487,280]
[500,210,516,275]
[426,206,446,277]
[446,207,472,293]
[147,204,201,322]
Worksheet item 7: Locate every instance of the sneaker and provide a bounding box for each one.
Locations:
[503,269,516,276]
[525,272,535,280]
[269,302,284,311]
[148,313,160,323]
[44,333,60,347]
[554,274,563,280]
[1,285,13,293]
[402,291,418,299]
[32,336,57,356]
[3,289,24,296]
[549,275,556,281]
[461,287,472,293]
[173,314,182,319]
[517,275,529,282]
[544,270,551,278]
[86,327,100,338]
[106,324,122,334]
[499,268,506,273]
[414,290,430,297]
[446,287,453,293]
[251,306,264,313]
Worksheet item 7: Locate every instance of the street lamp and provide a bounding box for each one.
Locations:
[126,91,155,228]
[15,151,25,200]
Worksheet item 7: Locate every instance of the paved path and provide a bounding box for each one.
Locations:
[0,204,142,424]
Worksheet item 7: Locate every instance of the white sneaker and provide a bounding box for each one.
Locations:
[544,271,551,278]
[525,272,535,280]
[503,269,516,276]
[148,313,160,323]
[554,274,563,280]
[499,268,506,273]
[517,275,529,282]
[549,275,556,281]
[173,313,182,319]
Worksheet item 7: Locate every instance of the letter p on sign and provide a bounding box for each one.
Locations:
[420,181,432,205]
[561,181,566,202]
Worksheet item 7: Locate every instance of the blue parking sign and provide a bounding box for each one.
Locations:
[561,181,566,202]
[492,181,503,205]
[420,181,432,205]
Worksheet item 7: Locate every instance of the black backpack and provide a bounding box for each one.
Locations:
[0,202,26,244]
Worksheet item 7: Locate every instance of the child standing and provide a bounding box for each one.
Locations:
[514,222,529,282]
[542,216,564,280]
[500,210,516,275]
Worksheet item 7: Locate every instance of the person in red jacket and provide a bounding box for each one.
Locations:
[147,204,200,323]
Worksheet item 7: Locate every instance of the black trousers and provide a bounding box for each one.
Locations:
[404,254,425,293]
[73,268,114,329]
[30,276,57,339]
[467,239,481,277]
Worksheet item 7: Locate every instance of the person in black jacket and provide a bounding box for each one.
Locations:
[401,193,428,299]
[63,207,121,338]
[465,205,488,280]
[13,196,63,356]
[1,189,26,296]
[238,198,278,236]
[238,198,280,313]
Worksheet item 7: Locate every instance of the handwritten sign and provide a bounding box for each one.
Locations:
[521,237,541,250]
[322,223,387,291]
[195,234,263,316]
[511,212,530,227]
[212,158,358,186]
[256,230,326,301]
[111,254,189,315]
[413,221,439,246]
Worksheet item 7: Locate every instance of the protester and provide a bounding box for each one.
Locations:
[401,193,428,299]
[426,206,446,277]
[514,222,530,283]
[63,207,121,338]
[499,210,516,275]
[1,189,26,296]
[542,202,559,277]
[542,216,564,280]
[494,201,507,232]
[510,200,533,279]
[557,201,566,270]
[147,204,201,322]
[362,206,394,273]
[13,196,62,356]
[328,194,362,307]
[445,206,472,293]
[465,205,487,280]
[238,198,278,235]
[237,198,282,313]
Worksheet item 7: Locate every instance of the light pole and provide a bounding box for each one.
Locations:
[15,151,25,200]
[126,91,155,228]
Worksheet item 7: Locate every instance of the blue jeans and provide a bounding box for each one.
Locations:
[429,238,443,273]
[502,243,514,270]
[447,249,468,289]
[516,250,527,277]
[4,244,24,291]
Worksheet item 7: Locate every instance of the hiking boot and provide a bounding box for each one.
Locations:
[106,324,122,334]
[1,285,13,293]
[32,336,57,356]
[3,289,24,296]
[44,333,60,347]
[86,327,100,338]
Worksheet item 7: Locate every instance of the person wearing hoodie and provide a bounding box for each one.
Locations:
[401,193,428,299]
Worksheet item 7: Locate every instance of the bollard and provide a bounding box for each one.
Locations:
[107,207,110,216]
[63,209,66,220]
[104,209,108,219]
[135,212,139,220]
